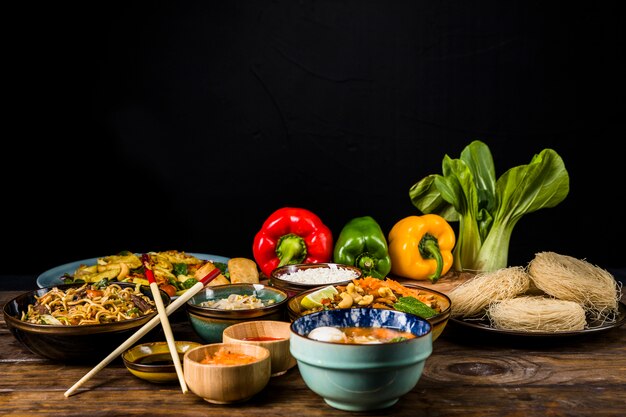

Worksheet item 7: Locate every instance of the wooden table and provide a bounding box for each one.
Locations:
[1,284,625,417]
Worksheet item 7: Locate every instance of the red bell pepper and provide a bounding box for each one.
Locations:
[252,207,333,277]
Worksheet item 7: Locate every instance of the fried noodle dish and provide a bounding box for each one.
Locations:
[63,250,226,297]
[20,283,157,325]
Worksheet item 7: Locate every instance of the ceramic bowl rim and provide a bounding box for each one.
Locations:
[122,340,203,373]
[289,307,433,343]
[269,263,363,290]
[287,282,451,322]
[185,283,288,318]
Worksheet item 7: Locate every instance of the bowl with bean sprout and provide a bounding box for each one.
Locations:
[186,283,289,343]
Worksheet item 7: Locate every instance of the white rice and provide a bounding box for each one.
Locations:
[279,266,359,284]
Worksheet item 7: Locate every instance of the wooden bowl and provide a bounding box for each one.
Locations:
[222,320,296,376]
[183,343,271,404]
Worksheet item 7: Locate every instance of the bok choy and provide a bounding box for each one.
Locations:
[409,140,569,273]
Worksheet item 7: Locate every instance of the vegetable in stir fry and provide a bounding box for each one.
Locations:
[20,283,156,325]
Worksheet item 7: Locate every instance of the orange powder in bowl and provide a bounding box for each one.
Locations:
[200,346,257,365]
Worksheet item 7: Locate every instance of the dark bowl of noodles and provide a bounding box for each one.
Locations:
[186,283,289,343]
[2,282,170,363]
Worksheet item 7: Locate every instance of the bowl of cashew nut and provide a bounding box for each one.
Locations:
[286,277,451,341]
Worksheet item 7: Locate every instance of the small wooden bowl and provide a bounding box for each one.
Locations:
[222,320,296,377]
[183,343,271,404]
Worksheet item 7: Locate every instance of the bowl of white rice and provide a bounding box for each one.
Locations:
[269,263,362,298]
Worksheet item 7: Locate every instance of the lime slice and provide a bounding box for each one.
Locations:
[300,285,339,310]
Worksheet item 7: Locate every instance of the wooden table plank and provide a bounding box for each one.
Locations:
[2,289,625,417]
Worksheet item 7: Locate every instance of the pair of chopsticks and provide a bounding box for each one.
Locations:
[64,261,221,398]
[141,253,187,393]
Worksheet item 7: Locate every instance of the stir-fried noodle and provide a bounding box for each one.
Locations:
[20,283,156,325]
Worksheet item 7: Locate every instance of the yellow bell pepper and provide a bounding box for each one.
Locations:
[388,214,455,283]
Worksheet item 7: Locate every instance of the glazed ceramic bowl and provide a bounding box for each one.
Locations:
[287,281,451,341]
[222,320,296,376]
[184,343,271,404]
[270,263,362,298]
[290,308,433,411]
[122,341,202,383]
[186,283,289,343]
[2,282,170,363]
[3,283,171,363]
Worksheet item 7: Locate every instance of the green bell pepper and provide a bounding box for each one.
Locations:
[333,216,392,279]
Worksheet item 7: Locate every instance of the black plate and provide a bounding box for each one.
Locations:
[450,301,626,338]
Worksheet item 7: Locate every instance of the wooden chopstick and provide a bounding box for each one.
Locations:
[141,254,187,394]
[64,267,221,398]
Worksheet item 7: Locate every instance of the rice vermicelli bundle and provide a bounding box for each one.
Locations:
[448,266,531,318]
[528,251,621,321]
[488,296,587,332]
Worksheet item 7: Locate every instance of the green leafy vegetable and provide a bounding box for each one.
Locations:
[389,337,409,343]
[182,278,198,289]
[393,296,438,318]
[213,262,230,279]
[94,278,110,289]
[409,140,569,272]
[173,263,188,276]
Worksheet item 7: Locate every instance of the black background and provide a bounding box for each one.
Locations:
[3,1,624,276]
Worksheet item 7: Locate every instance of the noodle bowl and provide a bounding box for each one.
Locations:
[20,282,157,326]
[3,282,170,362]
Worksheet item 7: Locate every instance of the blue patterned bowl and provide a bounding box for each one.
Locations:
[290,308,433,411]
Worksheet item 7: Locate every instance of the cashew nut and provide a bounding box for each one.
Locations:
[346,283,363,303]
[377,287,396,301]
[357,294,374,306]
[337,293,354,309]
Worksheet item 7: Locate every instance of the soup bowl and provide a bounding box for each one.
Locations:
[290,308,433,411]
[184,343,271,404]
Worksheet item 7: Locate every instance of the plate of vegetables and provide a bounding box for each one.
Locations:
[37,251,230,297]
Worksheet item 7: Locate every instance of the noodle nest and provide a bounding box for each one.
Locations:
[448,266,530,319]
[488,296,587,332]
[528,251,622,321]
[450,252,622,332]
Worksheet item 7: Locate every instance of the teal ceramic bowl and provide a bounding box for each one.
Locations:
[186,284,289,343]
[290,308,433,412]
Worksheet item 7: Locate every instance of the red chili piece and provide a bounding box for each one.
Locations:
[252,207,333,277]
